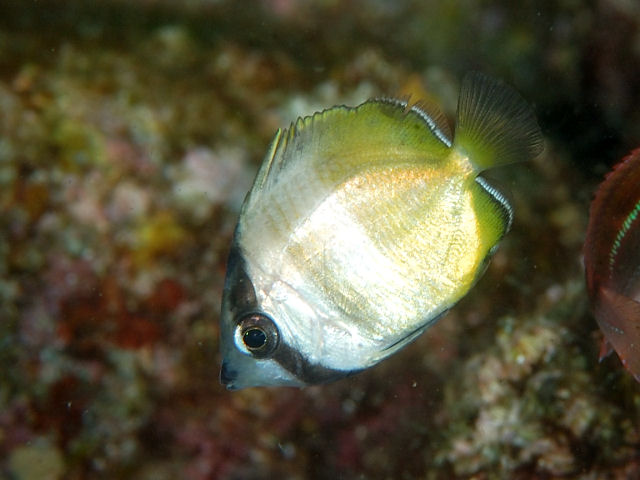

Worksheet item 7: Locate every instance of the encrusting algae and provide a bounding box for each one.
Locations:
[3,1,640,478]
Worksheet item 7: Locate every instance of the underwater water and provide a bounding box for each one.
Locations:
[1,0,640,478]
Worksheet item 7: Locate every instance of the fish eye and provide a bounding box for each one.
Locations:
[237,313,279,358]
[243,328,267,349]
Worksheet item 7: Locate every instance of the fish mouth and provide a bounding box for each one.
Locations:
[219,360,238,390]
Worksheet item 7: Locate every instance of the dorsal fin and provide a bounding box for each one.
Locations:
[453,72,544,171]
[409,99,452,147]
[243,98,453,213]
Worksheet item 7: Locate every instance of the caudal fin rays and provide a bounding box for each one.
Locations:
[453,72,544,171]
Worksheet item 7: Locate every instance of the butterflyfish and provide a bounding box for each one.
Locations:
[219,72,543,389]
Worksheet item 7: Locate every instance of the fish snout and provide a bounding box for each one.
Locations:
[220,360,238,389]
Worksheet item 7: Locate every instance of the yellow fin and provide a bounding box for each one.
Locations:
[453,72,544,170]
[466,176,513,288]
[409,98,452,146]
[473,176,513,240]
[243,99,452,214]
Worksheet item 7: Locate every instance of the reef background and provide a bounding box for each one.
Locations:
[2,0,640,478]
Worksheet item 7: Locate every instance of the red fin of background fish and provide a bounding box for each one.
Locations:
[598,338,614,362]
[594,288,640,381]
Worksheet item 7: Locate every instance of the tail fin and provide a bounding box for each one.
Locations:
[453,72,544,171]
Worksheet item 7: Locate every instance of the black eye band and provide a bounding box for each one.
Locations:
[238,313,279,358]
